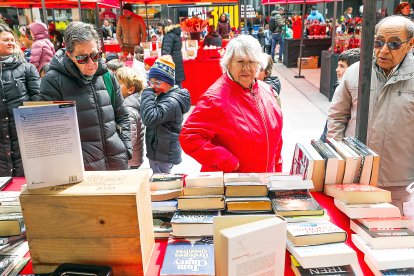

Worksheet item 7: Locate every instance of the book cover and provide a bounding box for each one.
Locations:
[334,198,401,219]
[153,213,173,238]
[225,197,272,213]
[291,143,314,183]
[343,137,374,185]
[270,190,324,217]
[326,138,359,184]
[311,139,344,185]
[285,213,330,223]
[0,213,25,236]
[182,186,224,196]
[223,173,261,183]
[171,211,219,237]
[267,179,314,191]
[220,217,286,276]
[0,232,26,246]
[287,221,347,246]
[151,189,182,202]
[150,173,184,191]
[13,102,84,189]
[0,177,12,191]
[151,200,178,213]
[292,264,357,276]
[325,184,391,204]
[185,172,224,187]
[224,181,268,197]
[177,195,225,211]
[357,217,414,230]
[0,241,29,276]
[160,236,214,276]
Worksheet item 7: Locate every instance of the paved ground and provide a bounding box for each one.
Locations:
[141,63,330,174]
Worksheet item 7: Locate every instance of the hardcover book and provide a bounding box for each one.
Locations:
[225,197,272,213]
[266,179,314,191]
[287,221,347,246]
[13,102,84,189]
[152,213,173,239]
[357,217,414,230]
[325,184,391,204]
[334,198,401,219]
[223,173,261,183]
[171,211,220,237]
[177,195,225,211]
[160,236,215,276]
[182,186,224,196]
[224,181,268,197]
[311,139,345,184]
[0,241,29,276]
[0,213,25,236]
[185,171,224,187]
[151,200,178,213]
[350,219,414,249]
[220,217,286,276]
[270,190,324,217]
[151,189,182,202]
[149,173,184,191]
[326,138,360,184]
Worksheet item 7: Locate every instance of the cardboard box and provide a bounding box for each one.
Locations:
[297,56,319,69]
[19,170,154,275]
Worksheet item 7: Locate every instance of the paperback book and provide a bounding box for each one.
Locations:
[225,197,272,213]
[0,178,12,191]
[150,173,184,191]
[0,213,25,236]
[325,184,391,204]
[185,172,224,187]
[287,221,347,246]
[171,211,219,237]
[270,190,324,217]
[334,198,401,219]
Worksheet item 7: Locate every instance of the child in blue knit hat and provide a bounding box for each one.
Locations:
[140,55,191,173]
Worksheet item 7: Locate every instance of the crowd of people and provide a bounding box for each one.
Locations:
[1,2,414,215]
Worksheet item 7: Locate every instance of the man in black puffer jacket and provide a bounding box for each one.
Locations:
[161,24,185,88]
[141,55,191,174]
[39,22,132,171]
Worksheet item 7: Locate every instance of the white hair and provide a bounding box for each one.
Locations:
[220,35,266,74]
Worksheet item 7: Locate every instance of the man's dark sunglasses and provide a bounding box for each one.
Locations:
[374,38,411,50]
[75,52,102,64]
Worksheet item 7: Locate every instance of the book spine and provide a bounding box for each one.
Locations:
[342,139,364,182]
[311,140,335,159]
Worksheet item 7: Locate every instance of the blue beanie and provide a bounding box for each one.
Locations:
[148,55,175,87]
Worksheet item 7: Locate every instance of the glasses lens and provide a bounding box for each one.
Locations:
[387,42,400,50]
[374,40,384,49]
[90,52,101,62]
[75,55,89,64]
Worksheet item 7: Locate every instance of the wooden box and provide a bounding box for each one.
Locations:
[19,170,154,275]
[297,56,319,69]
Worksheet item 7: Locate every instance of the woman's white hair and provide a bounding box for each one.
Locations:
[220,35,267,74]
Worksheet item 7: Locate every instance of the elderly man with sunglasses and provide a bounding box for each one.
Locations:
[39,22,132,171]
[327,15,414,214]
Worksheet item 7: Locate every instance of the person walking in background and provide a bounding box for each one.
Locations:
[132,45,147,81]
[216,13,231,39]
[203,25,222,47]
[256,27,266,50]
[344,7,353,20]
[39,22,132,171]
[257,55,281,106]
[48,22,63,51]
[117,3,147,55]
[394,2,411,17]
[0,24,40,176]
[263,24,271,55]
[116,67,145,169]
[161,21,185,88]
[140,55,191,174]
[102,19,114,39]
[327,16,414,214]
[28,22,55,73]
[269,7,285,63]
[307,6,325,23]
[180,35,283,173]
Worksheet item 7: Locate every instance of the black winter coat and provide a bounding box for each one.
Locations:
[0,56,40,176]
[140,86,191,164]
[162,25,185,82]
[124,93,144,168]
[39,49,132,171]
[203,32,222,47]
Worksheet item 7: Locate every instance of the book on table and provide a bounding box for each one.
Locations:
[356,217,414,230]
[151,189,182,202]
[151,200,177,213]
[225,197,272,213]
[326,138,360,184]
[0,213,25,236]
[334,198,401,219]
[219,217,286,276]
[270,190,324,217]
[290,255,360,276]
[0,177,12,191]
[185,171,224,187]
[13,101,84,189]
[351,234,414,270]
[149,173,184,191]
[152,212,173,239]
[170,211,220,237]
[160,236,215,276]
[287,220,347,246]
[223,173,261,183]
[350,219,414,249]
[0,241,29,276]
[325,184,391,204]
[182,186,224,196]
[267,179,314,191]
[177,195,225,211]
[224,181,268,197]
[286,239,357,269]
[364,255,414,276]
[285,212,331,223]
[0,232,26,246]
[213,213,277,276]
[311,139,345,184]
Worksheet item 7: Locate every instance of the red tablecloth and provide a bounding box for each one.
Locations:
[5,178,374,275]
[103,43,121,53]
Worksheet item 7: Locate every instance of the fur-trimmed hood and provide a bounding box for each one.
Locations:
[165,24,181,34]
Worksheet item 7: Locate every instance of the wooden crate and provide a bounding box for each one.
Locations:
[297,56,319,69]
[19,170,154,276]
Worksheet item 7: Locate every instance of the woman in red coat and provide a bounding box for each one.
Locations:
[179,35,283,173]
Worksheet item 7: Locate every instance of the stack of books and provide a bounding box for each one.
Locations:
[224,173,272,213]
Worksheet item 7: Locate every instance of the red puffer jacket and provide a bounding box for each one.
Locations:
[180,74,283,173]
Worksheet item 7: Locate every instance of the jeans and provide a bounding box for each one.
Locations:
[271,33,284,61]
[149,159,174,174]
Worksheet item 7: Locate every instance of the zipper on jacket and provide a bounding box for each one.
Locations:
[250,88,270,171]
[91,82,109,170]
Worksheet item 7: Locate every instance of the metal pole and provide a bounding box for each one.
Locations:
[295,0,306,78]
[145,2,150,41]
[238,0,242,32]
[41,0,47,24]
[331,0,338,54]
[78,0,82,21]
[96,2,105,53]
[244,0,247,33]
[355,0,376,143]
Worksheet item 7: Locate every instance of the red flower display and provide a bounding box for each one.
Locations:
[180,16,209,33]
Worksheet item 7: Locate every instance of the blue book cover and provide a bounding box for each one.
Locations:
[160,236,214,276]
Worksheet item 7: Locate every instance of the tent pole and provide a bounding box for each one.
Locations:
[145,2,150,41]
[330,0,338,54]
[41,0,47,24]
[238,0,242,32]
[295,0,306,79]
[244,0,247,33]
[78,0,82,21]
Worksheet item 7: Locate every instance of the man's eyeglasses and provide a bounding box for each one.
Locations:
[74,52,102,64]
[374,38,411,50]
[148,80,163,87]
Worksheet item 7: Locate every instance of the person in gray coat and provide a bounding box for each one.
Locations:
[0,24,40,177]
[39,22,132,171]
[161,23,185,88]
[141,55,191,173]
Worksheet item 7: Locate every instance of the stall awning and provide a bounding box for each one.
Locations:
[262,0,342,4]
[125,0,237,5]
[0,0,120,8]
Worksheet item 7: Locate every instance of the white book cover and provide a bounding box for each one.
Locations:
[286,240,357,269]
[287,220,346,238]
[324,143,345,184]
[13,102,84,189]
[327,139,358,184]
[185,171,223,187]
[334,198,401,219]
[351,234,414,270]
[220,217,286,276]
[223,173,261,183]
[267,179,314,191]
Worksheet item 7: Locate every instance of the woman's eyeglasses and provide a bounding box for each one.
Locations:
[148,80,163,87]
[74,52,102,64]
[374,38,411,50]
